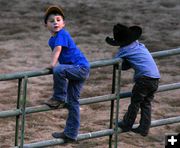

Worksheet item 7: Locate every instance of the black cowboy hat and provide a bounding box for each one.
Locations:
[106,23,142,47]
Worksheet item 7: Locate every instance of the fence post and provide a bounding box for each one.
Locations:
[20,77,28,148]
[15,78,23,146]
[114,61,122,148]
[109,64,117,148]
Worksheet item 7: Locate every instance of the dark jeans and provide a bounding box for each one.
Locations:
[123,76,159,132]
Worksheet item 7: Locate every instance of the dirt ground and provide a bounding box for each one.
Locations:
[0,0,180,148]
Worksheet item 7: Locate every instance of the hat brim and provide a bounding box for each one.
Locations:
[105,37,121,46]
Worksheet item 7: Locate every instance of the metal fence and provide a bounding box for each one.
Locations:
[0,47,180,148]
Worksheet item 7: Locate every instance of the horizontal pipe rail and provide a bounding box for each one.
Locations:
[1,82,180,118]
[15,116,180,148]
[0,47,180,81]
[152,47,180,58]
[0,58,121,81]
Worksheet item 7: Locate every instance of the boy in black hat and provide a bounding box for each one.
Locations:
[106,23,160,136]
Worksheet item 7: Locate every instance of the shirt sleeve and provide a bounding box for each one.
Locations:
[54,31,69,48]
[115,48,128,58]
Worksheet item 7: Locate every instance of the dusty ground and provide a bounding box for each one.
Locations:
[0,0,180,147]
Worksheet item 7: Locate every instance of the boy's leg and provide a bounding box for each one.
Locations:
[44,65,68,108]
[139,93,154,134]
[122,83,145,130]
[53,64,89,101]
[64,80,84,139]
[53,65,69,101]
[132,79,159,136]
[52,65,89,140]
[139,79,159,133]
[120,78,149,130]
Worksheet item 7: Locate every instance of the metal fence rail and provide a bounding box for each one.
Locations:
[15,116,180,148]
[0,58,121,81]
[1,82,180,118]
[0,47,180,148]
[0,47,180,81]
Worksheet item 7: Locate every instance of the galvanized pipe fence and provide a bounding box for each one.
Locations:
[0,47,180,148]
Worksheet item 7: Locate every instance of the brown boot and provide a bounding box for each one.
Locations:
[52,132,76,143]
[44,98,65,108]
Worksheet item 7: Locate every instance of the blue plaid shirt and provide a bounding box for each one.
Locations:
[115,41,160,81]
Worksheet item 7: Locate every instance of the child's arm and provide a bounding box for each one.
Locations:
[122,59,131,70]
[51,46,62,67]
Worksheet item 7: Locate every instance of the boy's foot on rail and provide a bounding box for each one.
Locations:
[131,127,148,136]
[117,120,131,132]
[44,97,65,108]
[52,132,76,143]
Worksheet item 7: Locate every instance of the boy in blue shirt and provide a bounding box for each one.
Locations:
[106,23,160,136]
[43,5,90,142]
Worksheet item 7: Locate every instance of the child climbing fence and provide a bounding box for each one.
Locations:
[0,48,180,148]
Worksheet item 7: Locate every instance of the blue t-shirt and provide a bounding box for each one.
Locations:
[48,28,90,68]
[115,41,160,81]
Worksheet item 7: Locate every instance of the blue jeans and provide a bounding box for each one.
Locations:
[53,64,90,139]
